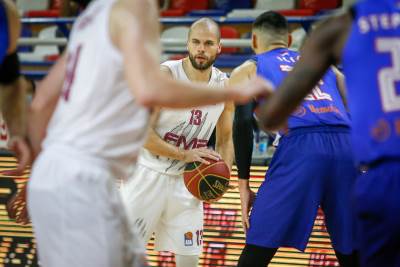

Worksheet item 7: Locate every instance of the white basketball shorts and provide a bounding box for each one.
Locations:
[121,163,203,256]
[28,146,146,267]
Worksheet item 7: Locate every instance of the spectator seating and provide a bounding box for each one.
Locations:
[23,0,60,17]
[289,27,307,51]
[255,0,295,10]
[161,0,209,17]
[226,9,265,18]
[16,0,49,14]
[213,0,253,12]
[161,26,190,52]
[187,9,226,17]
[299,0,341,11]
[19,26,59,62]
[220,26,240,54]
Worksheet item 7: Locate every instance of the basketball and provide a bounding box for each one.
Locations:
[183,159,230,202]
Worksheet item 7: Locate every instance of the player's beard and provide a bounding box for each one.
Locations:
[188,53,217,71]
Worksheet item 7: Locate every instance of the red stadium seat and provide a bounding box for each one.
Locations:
[160,9,186,17]
[278,9,317,16]
[25,9,59,17]
[45,54,60,61]
[299,0,341,11]
[24,0,61,17]
[161,0,209,17]
[220,26,240,54]
[170,0,191,13]
[189,0,209,10]
[51,0,61,10]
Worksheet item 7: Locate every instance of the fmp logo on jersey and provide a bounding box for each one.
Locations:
[184,232,193,246]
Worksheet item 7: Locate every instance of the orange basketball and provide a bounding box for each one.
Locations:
[183,159,230,202]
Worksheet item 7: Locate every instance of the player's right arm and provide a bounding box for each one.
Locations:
[28,54,67,158]
[229,61,258,233]
[110,0,269,108]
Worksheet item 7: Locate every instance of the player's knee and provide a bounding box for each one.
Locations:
[175,254,199,267]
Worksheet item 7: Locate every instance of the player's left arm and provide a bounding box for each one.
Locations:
[0,78,27,137]
[258,12,353,131]
[28,53,67,158]
[228,62,258,232]
[215,88,234,172]
[229,61,257,181]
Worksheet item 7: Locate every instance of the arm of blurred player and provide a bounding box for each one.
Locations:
[0,1,30,175]
[0,78,27,137]
[229,61,258,234]
[143,108,221,165]
[0,0,24,136]
[110,0,269,108]
[28,54,67,158]
[215,94,234,172]
[258,12,352,131]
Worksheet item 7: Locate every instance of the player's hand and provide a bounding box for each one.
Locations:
[238,179,256,235]
[2,136,32,176]
[182,148,221,165]
[231,76,274,104]
[7,182,30,225]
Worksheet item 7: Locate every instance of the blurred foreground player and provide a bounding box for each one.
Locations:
[122,18,234,267]
[26,0,268,266]
[230,11,358,267]
[258,1,400,266]
[0,0,31,173]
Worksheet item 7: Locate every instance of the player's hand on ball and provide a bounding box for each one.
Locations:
[238,179,256,234]
[182,148,221,165]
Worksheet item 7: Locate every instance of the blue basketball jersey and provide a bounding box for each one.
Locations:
[342,0,400,165]
[255,48,350,129]
[0,0,9,64]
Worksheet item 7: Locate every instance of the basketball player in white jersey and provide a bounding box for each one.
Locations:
[121,18,233,267]
[26,0,268,266]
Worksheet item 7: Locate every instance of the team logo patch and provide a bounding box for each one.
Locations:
[184,231,193,246]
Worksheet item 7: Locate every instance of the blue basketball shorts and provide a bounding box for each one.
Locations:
[246,126,357,254]
[354,160,400,267]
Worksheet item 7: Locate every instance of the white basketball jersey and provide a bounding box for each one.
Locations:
[43,0,150,177]
[138,59,227,175]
